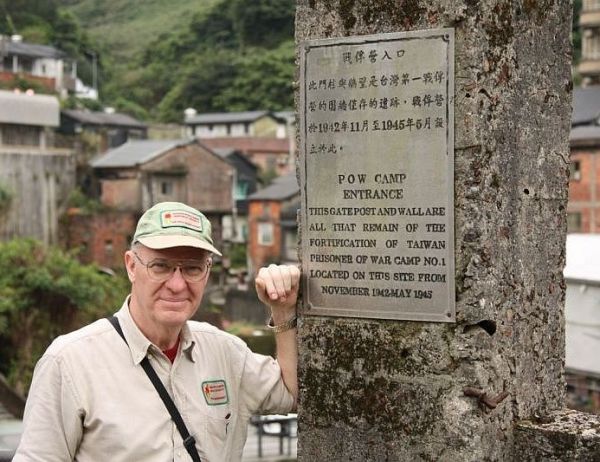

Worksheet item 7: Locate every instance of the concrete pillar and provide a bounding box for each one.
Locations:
[296,1,572,460]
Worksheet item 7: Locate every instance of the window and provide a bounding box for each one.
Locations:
[104,239,113,257]
[1,125,41,146]
[258,223,274,246]
[161,181,173,195]
[567,212,582,233]
[234,181,249,200]
[570,161,581,181]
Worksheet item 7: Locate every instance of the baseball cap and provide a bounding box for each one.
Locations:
[133,202,222,256]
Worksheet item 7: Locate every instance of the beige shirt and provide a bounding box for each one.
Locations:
[14,299,294,462]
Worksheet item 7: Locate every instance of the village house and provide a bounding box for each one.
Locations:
[66,139,234,268]
[212,148,259,243]
[0,90,75,245]
[184,110,290,139]
[0,35,76,98]
[201,136,293,177]
[579,0,600,87]
[246,172,299,274]
[59,109,147,152]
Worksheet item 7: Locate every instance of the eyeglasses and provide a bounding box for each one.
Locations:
[132,251,212,283]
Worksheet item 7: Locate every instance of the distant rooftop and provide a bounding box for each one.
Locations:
[90,139,191,168]
[1,38,65,59]
[185,111,285,125]
[0,90,59,127]
[572,87,600,126]
[62,109,146,129]
[570,125,600,146]
[200,136,289,153]
[248,173,299,201]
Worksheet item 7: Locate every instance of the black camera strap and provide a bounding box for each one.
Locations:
[107,316,201,462]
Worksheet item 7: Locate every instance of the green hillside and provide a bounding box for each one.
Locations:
[60,0,296,121]
[60,0,219,61]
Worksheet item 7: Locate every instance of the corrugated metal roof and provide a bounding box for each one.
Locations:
[185,111,279,125]
[569,125,600,144]
[248,173,299,201]
[4,40,64,59]
[572,87,600,126]
[90,139,191,168]
[0,90,59,127]
[62,110,146,128]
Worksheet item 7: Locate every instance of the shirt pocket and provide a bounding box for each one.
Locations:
[185,409,233,461]
[206,412,232,443]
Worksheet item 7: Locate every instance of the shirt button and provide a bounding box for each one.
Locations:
[177,451,181,457]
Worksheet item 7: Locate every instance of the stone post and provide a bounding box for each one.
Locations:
[296,1,572,460]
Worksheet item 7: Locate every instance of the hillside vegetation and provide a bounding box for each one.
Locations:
[1,0,295,122]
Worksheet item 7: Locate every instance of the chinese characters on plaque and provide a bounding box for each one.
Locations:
[300,29,455,322]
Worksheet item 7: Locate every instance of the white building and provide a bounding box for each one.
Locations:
[564,234,600,411]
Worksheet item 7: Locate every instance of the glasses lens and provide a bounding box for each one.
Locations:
[182,263,206,282]
[147,260,173,281]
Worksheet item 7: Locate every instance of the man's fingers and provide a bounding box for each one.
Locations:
[269,264,288,300]
[256,265,300,302]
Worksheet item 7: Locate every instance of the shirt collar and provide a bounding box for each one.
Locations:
[115,296,197,365]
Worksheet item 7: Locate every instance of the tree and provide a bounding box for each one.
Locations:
[229,0,295,51]
[157,49,239,122]
[0,239,129,394]
[215,41,295,111]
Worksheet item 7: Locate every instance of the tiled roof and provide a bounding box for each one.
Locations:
[570,125,600,145]
[62,110,146,129]
[0,90,59,127]
[4,40,65,59]
[572,87,600,126]
[90,139,190,168]
[247,173,299,201]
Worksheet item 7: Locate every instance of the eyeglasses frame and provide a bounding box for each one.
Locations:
[131,250,212,283]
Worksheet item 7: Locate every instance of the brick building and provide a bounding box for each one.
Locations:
[65,139,235,268]
[200,136,293,177]
[568,87,600,232]
[61,210,137,269]
[247,173,299,274]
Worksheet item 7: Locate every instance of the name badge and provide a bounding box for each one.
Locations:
[202,380,229,405]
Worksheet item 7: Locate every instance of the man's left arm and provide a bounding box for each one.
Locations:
[255,264,300,404]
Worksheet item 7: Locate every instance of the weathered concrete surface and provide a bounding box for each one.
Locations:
[0,150,75,245]
[296,1,572,460]
[515,410,600,461]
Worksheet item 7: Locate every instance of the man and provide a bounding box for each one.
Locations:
[14,202,300,461]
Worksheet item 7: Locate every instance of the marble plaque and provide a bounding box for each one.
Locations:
[299,29,455,322]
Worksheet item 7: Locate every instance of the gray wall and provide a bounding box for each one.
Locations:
[0,150,75,245]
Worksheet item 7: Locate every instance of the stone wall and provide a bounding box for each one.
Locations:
[515,410,600,461]
[296,1,572,460]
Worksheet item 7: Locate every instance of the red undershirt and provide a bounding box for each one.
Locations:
[162,338,180,364]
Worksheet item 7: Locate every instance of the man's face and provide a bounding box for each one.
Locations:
[125,244,210,332]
